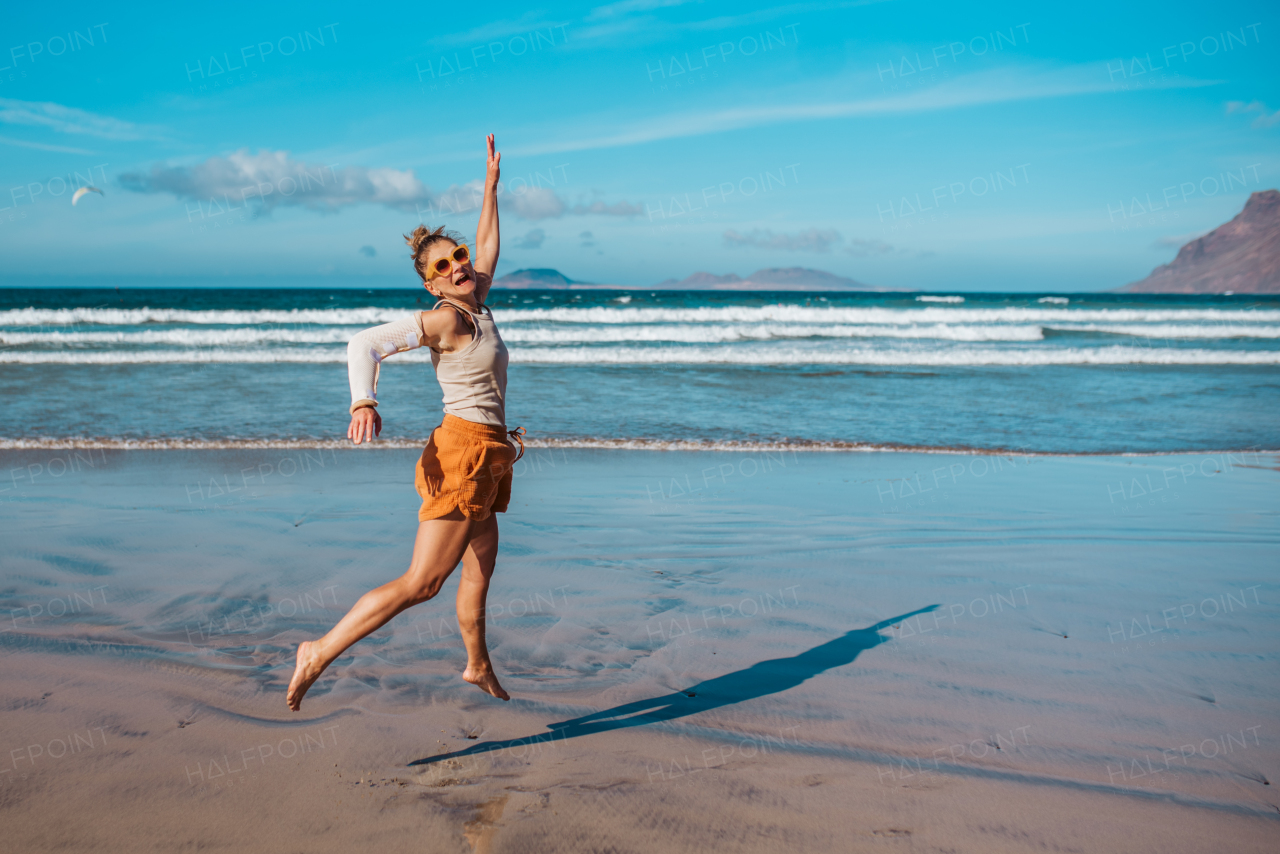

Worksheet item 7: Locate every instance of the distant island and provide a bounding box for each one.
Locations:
[1121,189,1280,294]
[492,268,583,288]
[493,266,893,291]
[655,267,890,291]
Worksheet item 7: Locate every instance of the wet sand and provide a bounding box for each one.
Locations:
[1,447,1277,852]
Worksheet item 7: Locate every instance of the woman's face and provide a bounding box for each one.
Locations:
[423,240,476,300]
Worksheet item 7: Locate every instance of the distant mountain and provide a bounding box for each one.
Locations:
[654,271,745,288]
[657,267,885,291]
[492,268,589,288]
[1121,190,1280,293]
[494,265,887,291]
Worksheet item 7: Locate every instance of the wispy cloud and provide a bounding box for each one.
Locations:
[121,150,647,223]
[119,150,440,212]
[513,63,1223,156]
[587,0,700,21]
[724,227,841,252]
[844,237,896,256]
[571,199,644,216]
[424,11,569,48]
[0,98,160,141]
[429,0,882,54]
[515,228,546,249]
[722,228,898,255]
[509,187,565,219]
[508,186,643,220]
[0,134,97,155]
[573,0,888,48]
[1226,100,1280,129]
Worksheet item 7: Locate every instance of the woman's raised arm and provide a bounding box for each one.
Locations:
[473,134,501,304]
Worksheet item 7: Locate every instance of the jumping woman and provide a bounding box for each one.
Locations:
[287,134,520,710]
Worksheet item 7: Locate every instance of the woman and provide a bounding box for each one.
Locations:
[287,134,519,711]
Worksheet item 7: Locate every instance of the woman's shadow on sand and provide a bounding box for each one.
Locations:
[410,606,938,767]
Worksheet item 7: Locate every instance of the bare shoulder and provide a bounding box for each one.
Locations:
[419,305,475,351]
[419,306,461,335]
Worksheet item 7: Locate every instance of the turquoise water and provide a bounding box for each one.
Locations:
[2,288,1278,453]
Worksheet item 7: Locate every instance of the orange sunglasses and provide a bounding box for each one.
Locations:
[429,244,472,278]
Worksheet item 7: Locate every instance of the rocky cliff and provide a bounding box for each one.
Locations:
[1122,190,1280,293]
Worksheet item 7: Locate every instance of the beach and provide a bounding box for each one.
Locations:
[4,0,1277,844]
[2,446,1276,851]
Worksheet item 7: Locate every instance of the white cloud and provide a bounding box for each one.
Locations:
[509,186,566,219]
[120,150,439,212]
[570,199,644,216]
[587,0,698,20]
[516,228,546,248]
[120,151,646,223]
[0,134,96,155]
[573,0,886,49]
[0,98,159,141]
[507,186,643,219]
[723,228,841,252]
[424,11,567,48]
[514,63,1224,156]
[844,238,895,256]
[1226,100,1280,129]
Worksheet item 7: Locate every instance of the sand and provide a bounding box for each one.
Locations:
[1,446,1277,852]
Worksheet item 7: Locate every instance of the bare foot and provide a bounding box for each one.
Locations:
[286,641,327,711]
[463,664,510,701]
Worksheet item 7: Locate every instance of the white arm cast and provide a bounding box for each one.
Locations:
[346,314,425,413]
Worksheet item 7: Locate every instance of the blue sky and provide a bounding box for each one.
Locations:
[1,0,1276,290]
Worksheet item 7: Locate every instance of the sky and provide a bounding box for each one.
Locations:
[0,0,1277,291]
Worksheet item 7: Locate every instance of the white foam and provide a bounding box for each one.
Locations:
[6,322,1279,347]
[496,306,1280,325]
[916,295,965,303]
[1038,297,1070,305]
[0,436,1272,456]
[0,328,354,346]
[503,324,1048,343]
[0,349,364,364]
[0,307,408,327]
[1046,324,1280,339]
[506,345,1280,366]
[6,305,1280,327]
[4,345,1278,366]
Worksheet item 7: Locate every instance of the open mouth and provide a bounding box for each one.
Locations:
[456,273,473,287]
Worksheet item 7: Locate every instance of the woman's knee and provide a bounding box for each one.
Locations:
[400,575,444,605]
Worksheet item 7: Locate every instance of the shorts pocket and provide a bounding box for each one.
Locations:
[479,441,516,487]
[416,432,447,497]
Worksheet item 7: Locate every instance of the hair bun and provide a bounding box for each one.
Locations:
[403,224,465,281]
[404,225,431,255]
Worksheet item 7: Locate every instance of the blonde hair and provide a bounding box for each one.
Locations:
[404,225,464,282]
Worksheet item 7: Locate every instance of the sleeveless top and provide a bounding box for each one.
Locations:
[426,299,509,428]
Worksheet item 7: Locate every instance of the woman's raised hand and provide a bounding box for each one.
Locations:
[348,407,381,445]
[486,134,500,186]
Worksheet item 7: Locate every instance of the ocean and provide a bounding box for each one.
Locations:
[2,287,1278,454]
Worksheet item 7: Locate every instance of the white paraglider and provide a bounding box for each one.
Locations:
[72,186,105,205]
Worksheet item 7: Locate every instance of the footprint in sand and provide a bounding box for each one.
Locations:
[463,795,509,854]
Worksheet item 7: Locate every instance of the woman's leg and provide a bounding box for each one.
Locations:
[456,512,510,700]
[287,509,474,711]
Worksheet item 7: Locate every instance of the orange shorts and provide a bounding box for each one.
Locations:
[415,414,518,521]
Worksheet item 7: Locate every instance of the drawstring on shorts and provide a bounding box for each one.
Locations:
[507,426,526,463]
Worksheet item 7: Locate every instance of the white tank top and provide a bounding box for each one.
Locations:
[428,299,509,428]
